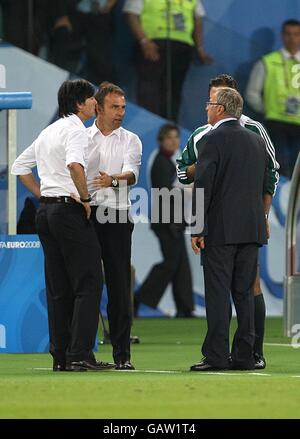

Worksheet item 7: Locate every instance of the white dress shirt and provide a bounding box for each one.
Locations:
[86,122,142,209]
[11,114,88,197]
[212,117,237,130]
[123,0,205,17]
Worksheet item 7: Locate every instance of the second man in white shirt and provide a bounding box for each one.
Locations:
[86,82,142,370]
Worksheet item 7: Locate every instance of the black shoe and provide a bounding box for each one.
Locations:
[66,359,115,371]
[115,361,135,370]
[53,362,66,372]
[130,335,140,344]
[254,353,266,370]
[190,358,228,372]
[175,311,196,318]
[230,360,255,370]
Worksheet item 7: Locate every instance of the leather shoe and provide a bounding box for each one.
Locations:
[190,358,228,372]
[115,361,135,370]
[66,359,115,371]
[254,353,266,370]
[53,362,66,372]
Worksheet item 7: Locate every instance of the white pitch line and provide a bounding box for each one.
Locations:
[27,368,296,378]
[116,370,182,374]
[264,343,295,347]
[248,372,271,376]
[29,367,182,374]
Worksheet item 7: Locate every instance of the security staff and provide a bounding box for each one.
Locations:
[123,0,212,121]
[246,19,300,178]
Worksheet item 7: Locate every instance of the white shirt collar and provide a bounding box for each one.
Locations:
[63,113,85,128]
[212,117,237,130]
[281,48,300,62]
[90,120,122,140]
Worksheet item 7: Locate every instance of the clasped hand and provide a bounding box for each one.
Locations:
[92,171,112,189]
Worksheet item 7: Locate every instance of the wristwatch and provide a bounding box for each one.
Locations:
[111,177,119,188]
[80,194,92,202]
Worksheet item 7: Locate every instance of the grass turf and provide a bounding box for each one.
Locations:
[0,317,299,419]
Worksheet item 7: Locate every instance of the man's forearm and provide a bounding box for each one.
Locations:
[263,192,272,216]
[68,163,89,199]
[19,174,41,198]
[186,164,196,181]
[126,13,145,42]
[113,171,136,186]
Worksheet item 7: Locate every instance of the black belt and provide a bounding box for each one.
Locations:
[40,196,77,204]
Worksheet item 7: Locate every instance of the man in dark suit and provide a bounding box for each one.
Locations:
[190,87,269,371]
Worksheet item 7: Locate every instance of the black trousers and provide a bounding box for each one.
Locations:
[36,203,102,364]
[137,224,194,316]
[49,12,114,84]
[201,244,258,368]
[265,120,300,179]
[136,40,192,121]
[91,207,133,363]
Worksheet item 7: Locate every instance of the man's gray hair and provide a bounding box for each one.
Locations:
[216,87,243,119]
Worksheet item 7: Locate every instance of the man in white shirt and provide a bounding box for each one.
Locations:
[11,79,114,372]
[246,19,300,178]
[86,82,142,370]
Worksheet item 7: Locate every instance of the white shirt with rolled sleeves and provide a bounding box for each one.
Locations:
[86,122,142,210]
[11,114,88,197]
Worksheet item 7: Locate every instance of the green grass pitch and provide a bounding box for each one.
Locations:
[0,317,299,419]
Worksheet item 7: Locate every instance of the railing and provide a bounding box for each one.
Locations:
[284,151,300,336]
[0,92,32,234]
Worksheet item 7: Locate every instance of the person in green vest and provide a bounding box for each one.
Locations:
[177,73,280,370]
[246,19,300,178]
[123,0,212,122]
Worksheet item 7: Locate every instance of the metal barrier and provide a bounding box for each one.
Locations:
[284,151,300,336]
[0,92,32,234]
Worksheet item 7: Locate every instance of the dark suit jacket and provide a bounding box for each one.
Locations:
[192,120,268,246]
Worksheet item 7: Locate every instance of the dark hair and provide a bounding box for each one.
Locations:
[58,79,95,117]
[208,74,238,93]
[94,81,125,107]
[157,123,180,145]
[282,19,300,32]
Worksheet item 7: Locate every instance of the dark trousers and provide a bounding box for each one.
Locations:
[136,40,192,121]
[265,120,300,178]
[36,203,102,364]
[91,207,133,363]
[137,225,194,316]
[50,12,114,84]
[201,244,258,368]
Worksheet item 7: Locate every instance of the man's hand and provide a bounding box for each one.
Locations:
[191,236,205,254]
[141,39,160,61]
[266,217,270,240]
[53,15,72,31]
[70,193,91,219]
[93,172,113,189]
[197,47,213,64]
